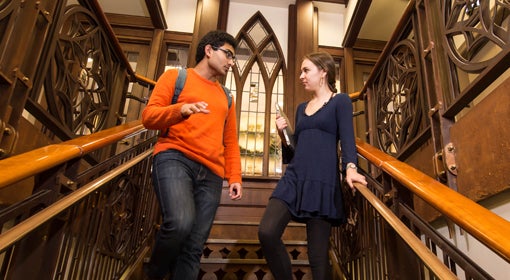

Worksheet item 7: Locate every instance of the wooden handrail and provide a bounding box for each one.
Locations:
[134,73,157,87]
[86,0,134,77]
[356,138,510,262]
[348,91,361,100]
[0,120,145,190]
[0,149,153,253]
[354,183,458,279]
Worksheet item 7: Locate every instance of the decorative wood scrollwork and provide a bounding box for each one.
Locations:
[48,5,115,135]
[373,39,427,156]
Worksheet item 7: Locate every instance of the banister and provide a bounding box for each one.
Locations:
[356,138,510,262]
[85,0,135,77]
[0,149,153,253]
[85,0,160,87]
[0,120,145,190]
[354,182,458,279]
[359,0,416,96]
[348,91,361,100]
[134,73,157,87]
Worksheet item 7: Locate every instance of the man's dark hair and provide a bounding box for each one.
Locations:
[196,30,237,63]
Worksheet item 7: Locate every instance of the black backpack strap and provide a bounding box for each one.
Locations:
[172,68,187,104]
[221,85,232,109]
[175,68,230,108]
[162,69,232,138]
[161,68,187,138]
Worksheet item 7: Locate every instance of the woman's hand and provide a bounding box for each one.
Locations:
[275,114,288,142]
[345,167,367,191]
[275,114,288,131]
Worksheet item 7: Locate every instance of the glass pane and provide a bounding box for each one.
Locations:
[230,13,286,177]
[247,20,268,47]
[165,46,188,71]
[239,63,266,176]
[268,69,285,176]
[235,39,252,76]
[261,42,279,77]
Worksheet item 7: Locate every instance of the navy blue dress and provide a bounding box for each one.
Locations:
[271,93,357,225]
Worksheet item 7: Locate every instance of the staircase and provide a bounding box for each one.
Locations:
[198,179,313,280]
[129,180,312,280]
[201,221,310,279]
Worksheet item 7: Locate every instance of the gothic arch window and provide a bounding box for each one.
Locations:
[224,12,287,177]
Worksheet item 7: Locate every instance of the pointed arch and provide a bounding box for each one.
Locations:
[224,11,287,176]
[233,11,286,95]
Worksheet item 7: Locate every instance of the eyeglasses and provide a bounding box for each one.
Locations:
[212,46,236,62]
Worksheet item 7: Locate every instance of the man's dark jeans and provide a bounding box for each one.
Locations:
[145,150,223,279]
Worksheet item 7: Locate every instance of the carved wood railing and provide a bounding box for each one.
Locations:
[362,0,510,192]
[0,0,146,163]
[330,0,510,279]
[330,138,510,279]
[1,0,509,279]
[0,120,159,279]
[0,0,161,278]
[2,124,508,279]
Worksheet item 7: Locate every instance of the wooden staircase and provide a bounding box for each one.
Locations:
[201,221,310,279]
[198,179,313,280]
[129,179,313,280]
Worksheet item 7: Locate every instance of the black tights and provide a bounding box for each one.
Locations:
[258,198,332,280]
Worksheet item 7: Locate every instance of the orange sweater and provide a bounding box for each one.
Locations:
[142,69,242,185]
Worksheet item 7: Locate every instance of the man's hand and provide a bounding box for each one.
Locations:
[181,102,210,118]
[229,182,242,200]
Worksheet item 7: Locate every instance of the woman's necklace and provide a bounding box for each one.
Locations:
[322,92,335,108]
[306,92,335,115]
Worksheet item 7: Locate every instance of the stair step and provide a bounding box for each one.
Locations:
[209,221,307,240]
[203,238,309,264]
[206,238,307,245]
[201,258,309,265]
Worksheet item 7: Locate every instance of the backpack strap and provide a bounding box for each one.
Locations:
[161,68,232,138]
[173,68,231,109]
[221,85,232,109]
[161,68,187,138]
[172,68,188,104]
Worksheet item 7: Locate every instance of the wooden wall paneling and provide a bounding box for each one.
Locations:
[188,0,223,67]
[286,4,297,128]
[146,29,164,80]
[451,78,510,202]
[293,0,316,110]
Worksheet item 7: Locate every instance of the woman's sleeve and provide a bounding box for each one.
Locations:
[337,94,357,169]
[281,103,303,164]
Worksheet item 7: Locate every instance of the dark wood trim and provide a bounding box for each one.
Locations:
[318,45,344,56]
[342,0,372,47]
[218,0,230,30]
[313,7,319,51]
[287,4,297,127]
[104,13,154,30]
[354,38,387,52]
[294,0,316,108]
[163,30,193,45]
[315,0,348,4]
[84,0,135,76]
[145,0,168,29]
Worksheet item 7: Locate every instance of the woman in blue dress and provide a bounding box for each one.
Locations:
[258,52,367,280]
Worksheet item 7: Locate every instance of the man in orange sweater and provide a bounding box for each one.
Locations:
[142,30,242,280]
